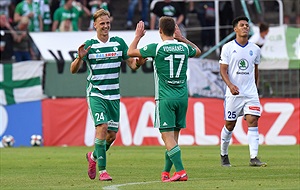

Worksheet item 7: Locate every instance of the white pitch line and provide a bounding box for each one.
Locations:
[102,181,160,190]
[102,178,200,190]
[102,174,298,190]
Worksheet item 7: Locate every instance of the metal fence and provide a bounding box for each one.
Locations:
[259,69,300,98]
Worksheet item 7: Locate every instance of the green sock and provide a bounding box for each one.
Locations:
[106,142,112,151]
[94,138,106,171]
[163,150,173,172]
[168,145,184,172]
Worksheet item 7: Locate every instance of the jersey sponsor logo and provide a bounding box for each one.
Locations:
[166,80,185,84]
[93,52,119,59]
[249,106,260,111]
[108,120,119,128]
[105,52,118,57]
[238,59,249,70]
[236,59,250,75]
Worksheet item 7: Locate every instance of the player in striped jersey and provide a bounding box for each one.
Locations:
[128,17,201,182]
[70,9,146,181]
[219,16,267,167]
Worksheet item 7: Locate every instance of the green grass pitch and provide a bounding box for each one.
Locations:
[0,145,299,190]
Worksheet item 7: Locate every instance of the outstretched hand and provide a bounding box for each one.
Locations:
[77,44,91,59]
[135,21,146,39]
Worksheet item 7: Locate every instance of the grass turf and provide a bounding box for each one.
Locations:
[0,145,299,190]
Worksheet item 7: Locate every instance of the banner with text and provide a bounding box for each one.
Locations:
[259,25,300,69]
[42,97,299,146]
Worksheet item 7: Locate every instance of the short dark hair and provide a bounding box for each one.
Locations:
[259,22,269,32]
[159,16,175,36]
[232,16,249,28]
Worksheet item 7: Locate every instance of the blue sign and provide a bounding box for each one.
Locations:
[0,101,42,147]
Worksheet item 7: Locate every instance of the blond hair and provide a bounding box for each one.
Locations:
[59,19,73,32]
[93,9,110,22]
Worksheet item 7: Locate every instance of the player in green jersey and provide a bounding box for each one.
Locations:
[70,9,146,181]
[128,16,201,182]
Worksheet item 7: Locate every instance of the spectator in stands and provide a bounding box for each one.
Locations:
[0,13,17,63]
[245,0,264,24]
[249,22,269,97]
[195,1,215,51]
[39,0,52,31]
[150,0,185,37]
[125,0,149,30]
[52,0,91,31]
[58,18,73,31]
[14,0,43,32]
[249,22,269,48]
[283,0,300,25]
[88,0,113,31]
[13,16,33,62]
[0,0,12,19]
[219,1,234,41]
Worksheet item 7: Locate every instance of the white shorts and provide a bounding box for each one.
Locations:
[224,96,261,121]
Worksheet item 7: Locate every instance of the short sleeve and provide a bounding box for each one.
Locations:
[219,44,229,65]
[140,43,158,58]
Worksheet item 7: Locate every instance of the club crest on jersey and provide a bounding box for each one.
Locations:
[249,50,253,56]
[143,46,148,51]
[113,46,118,52]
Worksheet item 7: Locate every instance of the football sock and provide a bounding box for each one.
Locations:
[220,126,232,156]
[94,138,106,170]
[168,145,184,172]
[163,150,173,172]
[248,127,259,159]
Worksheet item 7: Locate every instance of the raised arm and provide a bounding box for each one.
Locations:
[127,21,147,71]
[127,21,146,57]
[70,44,91,73]
[174,24,201,57]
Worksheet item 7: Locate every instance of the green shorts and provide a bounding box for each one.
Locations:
[155,98,188,132]
[87,96,120,132]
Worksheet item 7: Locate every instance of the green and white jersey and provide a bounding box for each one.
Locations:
[15,0,41,32]
[82,36,130,100]
[140,40,196,100]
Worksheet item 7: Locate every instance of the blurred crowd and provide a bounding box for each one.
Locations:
[0,0,299,63]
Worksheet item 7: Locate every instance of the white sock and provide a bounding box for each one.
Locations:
[220,126,232,156]
[100,170,106,174]
[248,127,259,159]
